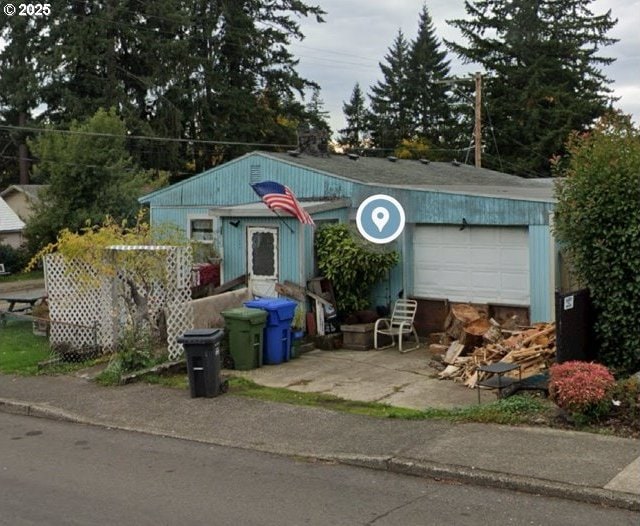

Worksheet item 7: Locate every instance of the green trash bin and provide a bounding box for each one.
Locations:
[222,307,268,370]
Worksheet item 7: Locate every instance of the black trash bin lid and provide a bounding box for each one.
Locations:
[177,328,223,344]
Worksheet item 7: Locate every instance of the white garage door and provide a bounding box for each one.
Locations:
[413,225,530,305]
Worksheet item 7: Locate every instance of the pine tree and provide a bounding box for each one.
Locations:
[368,31,412,153]
[448,0,617,177]
[304,87,332,134]
[338,83,369,149]
[407,5,455,153]
[0,15,44,184]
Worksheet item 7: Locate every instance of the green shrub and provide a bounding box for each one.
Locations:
[609,376,640,428]
[315,223,398,314]
[553,113,640,375]
[0,243,31,273]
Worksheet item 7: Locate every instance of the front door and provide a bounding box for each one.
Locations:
[247,227,278,297]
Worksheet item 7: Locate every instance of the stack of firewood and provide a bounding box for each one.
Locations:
[436,304,556,388]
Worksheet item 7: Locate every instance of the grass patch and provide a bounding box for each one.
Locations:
[138,373,549,424]
[143,373,189,389]
[0,319,105,375]
[422,394,550,425]
[0,270,44,283]
[229,377,426,419]
[0,319,50,374]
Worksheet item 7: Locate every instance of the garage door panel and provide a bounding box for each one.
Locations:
[414,226,530,305]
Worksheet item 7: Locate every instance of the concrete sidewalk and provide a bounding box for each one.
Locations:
[1,368,639,511]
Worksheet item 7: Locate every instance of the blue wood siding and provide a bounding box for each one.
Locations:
[142,153,354,207]
[220,207,347,287]
[529,225,553,322]
[144,152,556,314]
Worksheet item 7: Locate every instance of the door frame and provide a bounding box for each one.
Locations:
[247,226,279,295]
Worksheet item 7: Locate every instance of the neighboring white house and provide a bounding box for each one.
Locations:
[0,184,47,223]
[0,196,26,248]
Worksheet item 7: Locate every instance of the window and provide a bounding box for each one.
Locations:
[189,218,215,243]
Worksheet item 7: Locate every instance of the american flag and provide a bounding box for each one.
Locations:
[250,181,315,226]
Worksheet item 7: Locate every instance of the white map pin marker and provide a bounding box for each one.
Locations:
[371,206,390,232]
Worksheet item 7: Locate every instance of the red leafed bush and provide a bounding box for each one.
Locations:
[549,361,615,417]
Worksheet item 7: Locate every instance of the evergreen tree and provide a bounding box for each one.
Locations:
[448,0,617,177]
[338,83,369,149]
[33,1,325,176]
[407,4,456,154]
[304,87,332,135]
[368,31,412,153]
[0,14,44,184]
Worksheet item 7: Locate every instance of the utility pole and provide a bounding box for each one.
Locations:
[435,72,483,168]
[474,72,482,168]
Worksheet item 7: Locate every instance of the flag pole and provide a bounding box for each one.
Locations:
[272,210,295,233]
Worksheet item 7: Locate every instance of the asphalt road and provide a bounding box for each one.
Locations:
[1,413,637,526]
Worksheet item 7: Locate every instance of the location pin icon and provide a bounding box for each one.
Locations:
[371,206,390,232]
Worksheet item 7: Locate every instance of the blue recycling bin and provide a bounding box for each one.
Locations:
[244,298,297,365]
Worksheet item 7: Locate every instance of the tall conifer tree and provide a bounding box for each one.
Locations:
[368,31,412,152]
[339,83,369,149]
[407,5,455,151]
[448,0,617,176]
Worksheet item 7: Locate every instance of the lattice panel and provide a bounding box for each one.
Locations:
[44,246,194,358]
[45,255,112,350]
[165,246,194,359]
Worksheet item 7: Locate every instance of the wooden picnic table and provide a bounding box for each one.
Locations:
[0,291,46,313]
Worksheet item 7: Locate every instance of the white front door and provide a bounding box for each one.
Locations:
[247,227,278,297]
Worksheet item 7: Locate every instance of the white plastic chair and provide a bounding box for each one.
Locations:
[374,299,420,353]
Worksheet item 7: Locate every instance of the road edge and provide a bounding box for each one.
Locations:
[2,397,639,512]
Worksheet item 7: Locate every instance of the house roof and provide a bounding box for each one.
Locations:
[0,197,26,232]
[139,151,556,205]
[209,198,350,217]
[0,184,48,201]
[265,152,556,202]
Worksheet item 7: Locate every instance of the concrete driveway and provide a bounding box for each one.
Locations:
[231,347,497,410]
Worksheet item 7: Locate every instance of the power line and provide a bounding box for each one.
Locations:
[0,124,297,149]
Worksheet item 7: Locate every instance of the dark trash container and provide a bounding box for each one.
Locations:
[177,328,227,398]
[221,307,268,370]
[244,298,297,365]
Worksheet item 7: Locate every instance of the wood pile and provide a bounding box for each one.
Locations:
[437,304,556,388]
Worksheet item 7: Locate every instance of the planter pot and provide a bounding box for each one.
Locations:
[32,319,49,337]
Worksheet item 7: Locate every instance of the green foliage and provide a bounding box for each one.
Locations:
[368,30,413,152]
[553,113,640,374]
[406,5,460,154]
[0,244,31,273]
[448,0,617,177]
[25,108,147,251]
[609,377,640,429]
[338,83,369,149]
[315,224,399,314]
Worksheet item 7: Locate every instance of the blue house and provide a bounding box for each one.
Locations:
[139,151,558,333]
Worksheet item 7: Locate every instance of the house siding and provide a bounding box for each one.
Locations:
[142,152,557,322]
[529,225,553,322]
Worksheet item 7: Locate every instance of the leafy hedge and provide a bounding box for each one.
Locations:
[315,223,398,315]
[553,113,640,375]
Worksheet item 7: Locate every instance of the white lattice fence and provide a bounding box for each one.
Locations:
[45,255,111,349]
[44,246,193,358]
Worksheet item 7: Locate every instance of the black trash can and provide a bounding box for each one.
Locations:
[177,329,227,398]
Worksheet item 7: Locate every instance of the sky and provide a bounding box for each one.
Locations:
[290,0,640,136]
